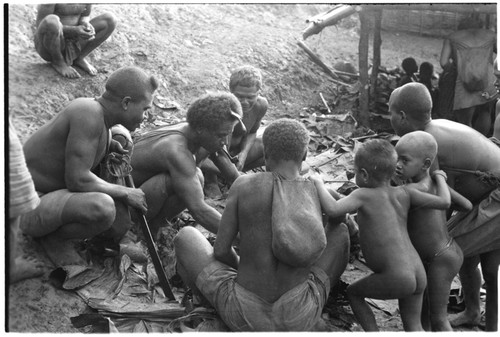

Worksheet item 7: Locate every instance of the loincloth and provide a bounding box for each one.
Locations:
[195,260,330,331]
[63,38,82,65]
[20,189,74,238]
[447,187,500,257]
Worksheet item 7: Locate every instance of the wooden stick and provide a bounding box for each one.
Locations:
[124,175,177,301]
[297,40,351,87]
[319,92,331,113]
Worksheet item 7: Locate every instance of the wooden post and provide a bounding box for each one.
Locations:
[357,9,371,128]
[370,9,382,105]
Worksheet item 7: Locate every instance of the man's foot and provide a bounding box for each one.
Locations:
[51,62,81,78]
[40,234,86,267]
[449,310,481,327]
[74,57,97,76]
[204,181,222,199]
[9,256,45,284]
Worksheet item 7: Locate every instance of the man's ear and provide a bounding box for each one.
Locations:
[121,96,132,110]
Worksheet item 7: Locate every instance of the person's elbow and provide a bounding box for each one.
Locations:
[438,198,452,210]
[65,172,90,192]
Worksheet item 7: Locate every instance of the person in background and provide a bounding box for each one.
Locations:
[34,4,116,78]
[398,57,419,87]
[9,119,44,283]
[439,14,497,135]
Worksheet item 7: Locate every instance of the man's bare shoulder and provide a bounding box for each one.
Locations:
[57,98,102,127]
[232,171,272,192]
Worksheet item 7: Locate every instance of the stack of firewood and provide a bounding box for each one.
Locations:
[372,66,401,117]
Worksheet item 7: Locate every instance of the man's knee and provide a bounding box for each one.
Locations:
[94,12,117,33]
[86,193,116,229]
[38,14,62,32]
[174,226,200,256]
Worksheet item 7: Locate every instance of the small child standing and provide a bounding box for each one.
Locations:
[310,139,451,331]
[395,131,471,331]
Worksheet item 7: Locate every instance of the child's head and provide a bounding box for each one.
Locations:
[389,82,433,136]
[263,118,309,164]
[419,62,434,82]
[354,139,397,187]
[395,131,437,180]
[229,65,262,112]
[401,57,418,75]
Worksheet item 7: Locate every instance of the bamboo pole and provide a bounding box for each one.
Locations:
[357,9,371,128]
[370,9,382,104]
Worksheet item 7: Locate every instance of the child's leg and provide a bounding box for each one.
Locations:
[479,249,500,331]
[421,288,431,331]
[426,241,463,331]
[450,255,482,327]
[398,291,425,331]
[347,270,424,331]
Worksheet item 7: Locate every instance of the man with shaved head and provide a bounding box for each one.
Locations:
[20,66,158,266]
[389,82,500,331]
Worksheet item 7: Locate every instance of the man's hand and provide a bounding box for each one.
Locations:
[125,188,148,214]
[110,139,130,155]
[77,23,95,40]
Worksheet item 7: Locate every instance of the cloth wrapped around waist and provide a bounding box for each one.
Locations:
[271,173,326,267]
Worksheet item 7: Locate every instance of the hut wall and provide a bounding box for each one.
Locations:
[382,9,497,37]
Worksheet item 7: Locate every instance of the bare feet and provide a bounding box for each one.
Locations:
[9,256,45,284]
[51,62,81,79]
[74,57,97,76]
[449,310,481,327]
[40,234,86,267]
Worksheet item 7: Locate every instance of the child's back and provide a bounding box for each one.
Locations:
[354,186,422,276]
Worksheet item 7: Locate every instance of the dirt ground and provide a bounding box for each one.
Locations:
[5,3,480,333]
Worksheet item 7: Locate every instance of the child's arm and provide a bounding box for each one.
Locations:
[310,175,361,217]
[449,185,473,211]
[408,170,451,209]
